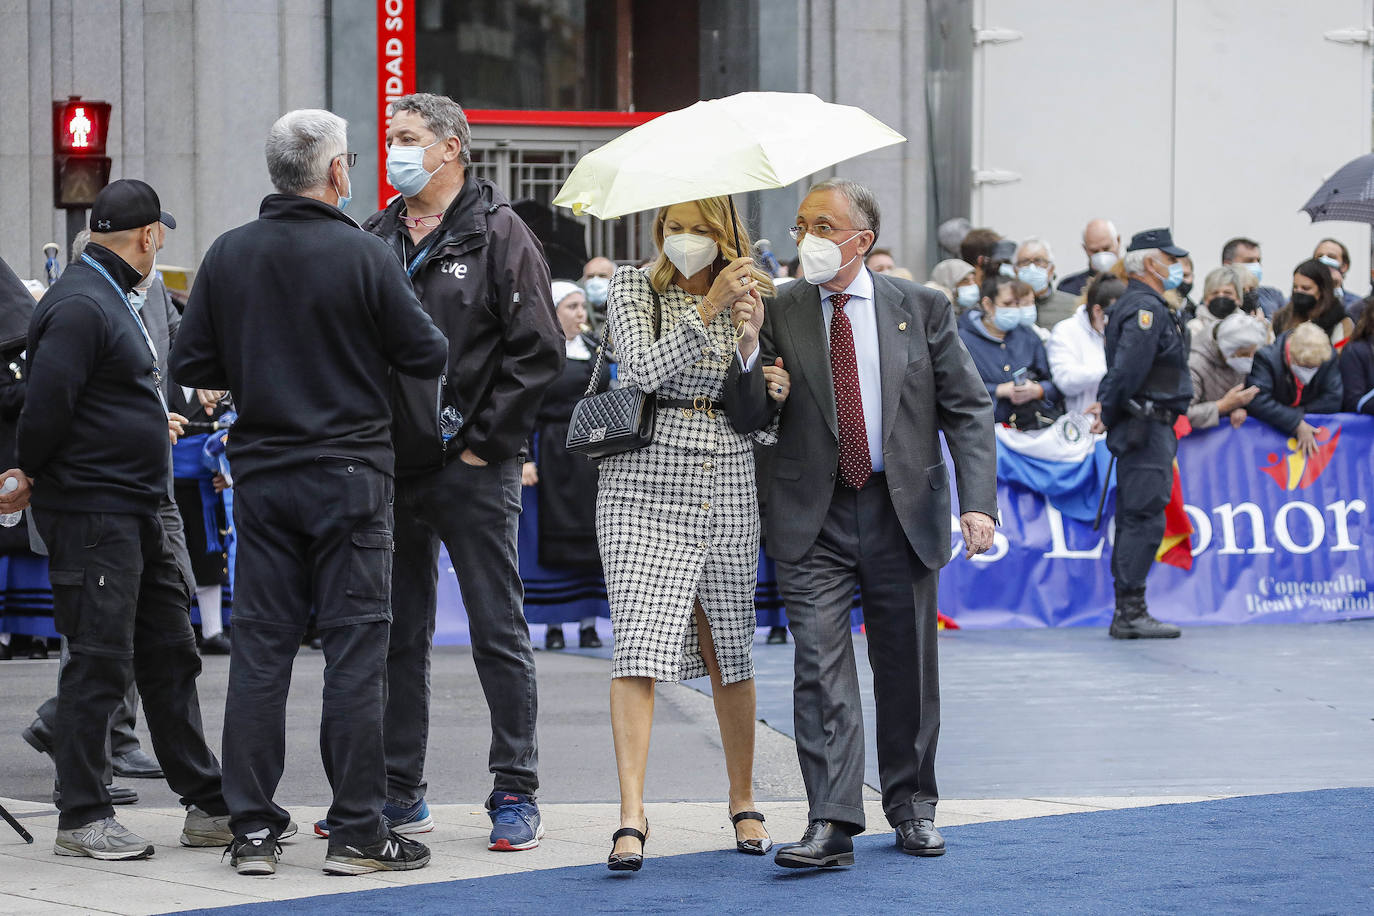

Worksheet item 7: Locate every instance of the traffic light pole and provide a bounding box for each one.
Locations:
[65,208,87,264]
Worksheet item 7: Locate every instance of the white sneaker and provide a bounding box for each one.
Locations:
[54,817,154,860]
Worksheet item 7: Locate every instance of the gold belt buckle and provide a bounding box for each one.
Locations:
[693,395,716,420]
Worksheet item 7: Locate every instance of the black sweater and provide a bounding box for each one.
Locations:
[170,195,450,481]
[19,244,169,514]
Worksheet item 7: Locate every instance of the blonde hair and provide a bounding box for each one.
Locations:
[1288,321,1333,367]
[647,196,775,297]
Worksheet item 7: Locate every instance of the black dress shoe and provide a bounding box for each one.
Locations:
[52,781,139,806]
[544,627,566,650]
[774,819,853,868]
[766,626,788,645]
[200,633,232,655]
[895,818,946,857]
[111,748,164,779]
[578,626,602,649]
[22,718,54,757]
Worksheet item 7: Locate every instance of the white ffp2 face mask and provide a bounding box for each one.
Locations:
[1292,364,1320,386]
[799,233,860,285]
[662,233,719,279]
[1089,251,1118,273]
[1225,356,1253,376]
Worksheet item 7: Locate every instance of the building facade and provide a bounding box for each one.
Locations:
[1,0,943,281]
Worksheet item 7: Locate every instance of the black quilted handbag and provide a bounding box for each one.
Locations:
[566,285,661,459]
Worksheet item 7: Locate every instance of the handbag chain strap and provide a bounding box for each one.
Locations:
[582,281,661,398]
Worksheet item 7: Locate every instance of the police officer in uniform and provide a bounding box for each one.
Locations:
[1094,229,1190,639]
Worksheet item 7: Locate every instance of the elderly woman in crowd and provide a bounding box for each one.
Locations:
[1273,259,1353,350]
[1339,305,1374,414]
[598,196,787,871]
[1187,265,1248,340]
[520,281,612,651]
[929,258,979,314]
[1046,273,1123,415]
[958,274,1063,429]
[1247,321,1344,455]
[1187,310,1269,430]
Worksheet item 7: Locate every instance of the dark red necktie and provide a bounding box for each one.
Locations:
[828,293,871,489]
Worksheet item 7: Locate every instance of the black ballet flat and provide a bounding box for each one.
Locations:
[607,820,649,872]
[731,810,773,855]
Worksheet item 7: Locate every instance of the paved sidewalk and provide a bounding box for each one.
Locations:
[0,795,1230,914]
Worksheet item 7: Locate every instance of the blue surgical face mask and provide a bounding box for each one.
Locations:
[583,275,610,306]
[1164,261,1185,291]
[386,140,445,198]
[128,290,147,312]
[956,284,980,309]
[1018,304,1038,327]
[335,172,352,211]
[1241,261,1263,285]
[992,307,1022,332]
[1318,255,1342,271]
[1017,264,1049,293]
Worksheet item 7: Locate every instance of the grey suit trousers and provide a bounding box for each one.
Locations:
[775,474,940,834]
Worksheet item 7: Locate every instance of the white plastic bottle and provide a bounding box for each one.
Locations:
[0,477,21,527]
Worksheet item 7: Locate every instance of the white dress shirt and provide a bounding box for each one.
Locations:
[820,269,884,472]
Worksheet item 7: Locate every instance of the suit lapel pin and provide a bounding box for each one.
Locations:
[898,321,908,331]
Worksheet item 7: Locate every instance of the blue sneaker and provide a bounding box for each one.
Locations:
[313,799,433,839]
[486,791,544,851]
[383,798,434,836]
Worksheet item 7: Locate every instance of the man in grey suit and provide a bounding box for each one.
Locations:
[729,179,998,869]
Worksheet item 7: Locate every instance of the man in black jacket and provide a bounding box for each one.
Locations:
[0,180,229,861]
[355,92,562,852]
[170,109,450,877]
[1095,229,1192,640]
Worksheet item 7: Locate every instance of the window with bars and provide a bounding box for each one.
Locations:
[468,142,653,266]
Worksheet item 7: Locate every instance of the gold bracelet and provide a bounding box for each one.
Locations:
[700,297,718,322]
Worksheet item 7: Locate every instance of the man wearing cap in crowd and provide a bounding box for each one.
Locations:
[0,179,233,860]
[1092,228,1192,640]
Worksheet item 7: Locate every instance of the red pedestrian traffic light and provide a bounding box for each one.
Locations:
[52,96,113,209]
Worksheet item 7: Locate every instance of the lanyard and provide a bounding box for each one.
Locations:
[406,239,436,278]
[81,254,165,404]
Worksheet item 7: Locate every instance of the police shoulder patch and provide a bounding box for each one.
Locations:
[1137,308,1154,330]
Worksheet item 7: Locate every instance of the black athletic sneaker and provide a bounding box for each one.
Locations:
[323,829,431,875]
[228,833,281,876]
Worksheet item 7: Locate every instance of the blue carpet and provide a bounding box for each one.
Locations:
[174,788,1374,915]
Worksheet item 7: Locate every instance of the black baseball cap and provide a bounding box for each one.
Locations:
[89,179,176,233]
[1126,227,1187,258]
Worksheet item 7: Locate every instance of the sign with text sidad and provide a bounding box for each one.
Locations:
[377,0,415,210]
[940,415,1374,628]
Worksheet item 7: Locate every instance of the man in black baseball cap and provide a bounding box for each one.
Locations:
[0,178,234,860]
[89,178,176,233]
[1092,227,1191,640]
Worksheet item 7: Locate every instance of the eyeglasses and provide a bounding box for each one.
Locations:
[335,152,358,168]
[1015,257,1051,269]
[787,225,865,242]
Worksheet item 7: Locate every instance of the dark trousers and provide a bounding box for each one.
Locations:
[36,495,196,770]
[1109,419,1177,593]
[34,507,225,830]
[775,475,940,834]
[386,456,538,804]
[222,460,394,846]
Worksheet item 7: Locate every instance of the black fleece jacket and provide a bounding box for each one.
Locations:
[170,195,449,481]
[19,244,169,514]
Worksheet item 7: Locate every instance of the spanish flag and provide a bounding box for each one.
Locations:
[1156,416,1195,570]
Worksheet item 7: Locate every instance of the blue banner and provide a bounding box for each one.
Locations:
[939,415,1374,628]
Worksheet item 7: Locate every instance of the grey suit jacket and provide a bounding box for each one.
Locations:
[728,271,998,568]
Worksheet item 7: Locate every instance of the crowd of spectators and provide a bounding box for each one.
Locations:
[924,219,1374,445]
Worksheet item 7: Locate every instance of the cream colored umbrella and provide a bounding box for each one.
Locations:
[553,92,905,220]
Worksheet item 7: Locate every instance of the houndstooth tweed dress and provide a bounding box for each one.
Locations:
[596,265,775,685]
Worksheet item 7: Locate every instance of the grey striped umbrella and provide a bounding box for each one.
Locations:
[1302,153,1374,223]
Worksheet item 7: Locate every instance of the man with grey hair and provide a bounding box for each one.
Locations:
[729,178,997,868]
[1057,218,1121,297]
[1014,236,1079,330]
[172,108,449,876]
[358,92,562,853]
[1094,228,1192,640]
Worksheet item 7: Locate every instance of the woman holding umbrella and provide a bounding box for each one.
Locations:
[599,195,787,871]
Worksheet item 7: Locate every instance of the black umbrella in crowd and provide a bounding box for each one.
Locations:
[1302,153,1374,224]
